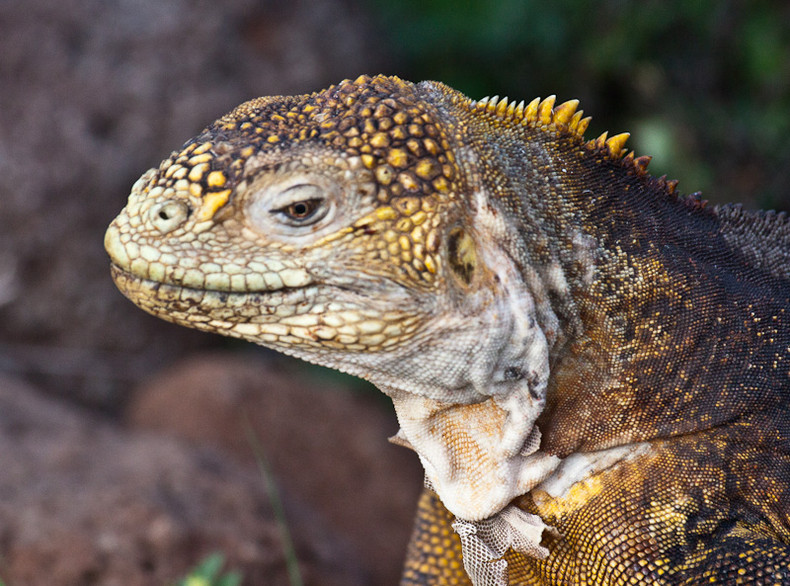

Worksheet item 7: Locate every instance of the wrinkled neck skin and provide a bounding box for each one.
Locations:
[363,184,573,522]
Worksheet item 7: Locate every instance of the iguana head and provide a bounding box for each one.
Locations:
[106,76,462,358]
[105,75,620,521]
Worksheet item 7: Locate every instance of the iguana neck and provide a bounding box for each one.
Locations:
[430,87,790,457]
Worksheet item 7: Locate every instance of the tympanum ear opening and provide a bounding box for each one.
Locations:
[447,226,477,287]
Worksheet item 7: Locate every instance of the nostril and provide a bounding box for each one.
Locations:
[150,200,189,233]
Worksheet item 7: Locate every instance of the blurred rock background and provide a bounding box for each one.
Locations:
[0,0,788,584]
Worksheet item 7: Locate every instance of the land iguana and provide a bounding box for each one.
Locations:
[104,75,790,584]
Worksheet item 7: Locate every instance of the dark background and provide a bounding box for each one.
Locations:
[0,1,788,584]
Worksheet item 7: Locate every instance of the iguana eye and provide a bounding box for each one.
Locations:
[269,184,329,226]
[273,198,324,223]
[246,174,346,239]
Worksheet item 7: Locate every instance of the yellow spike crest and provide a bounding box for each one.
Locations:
[605,133,630,158]
[471,89,646,168]
[552,99,579,125]
[537,95,556,125]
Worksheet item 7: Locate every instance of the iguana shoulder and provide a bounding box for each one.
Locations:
[105,75,790,585]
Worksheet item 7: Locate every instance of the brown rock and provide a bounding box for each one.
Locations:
[127,352,424,585]
[0,374,373,585]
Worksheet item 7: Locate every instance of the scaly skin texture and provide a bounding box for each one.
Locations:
[106,75,790,584]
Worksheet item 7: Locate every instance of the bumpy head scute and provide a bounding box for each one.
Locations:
[152,75,462,218]
[121,77,454,233]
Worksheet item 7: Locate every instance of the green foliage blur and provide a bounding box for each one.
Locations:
[175,553,241,586]
[367,0,790,209]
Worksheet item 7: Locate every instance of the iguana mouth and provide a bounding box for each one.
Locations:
[109,264,418,352]
[110,263,310,297]
[109,263,321,334]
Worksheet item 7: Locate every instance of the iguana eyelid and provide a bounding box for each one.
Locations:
[247,177,338,235]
